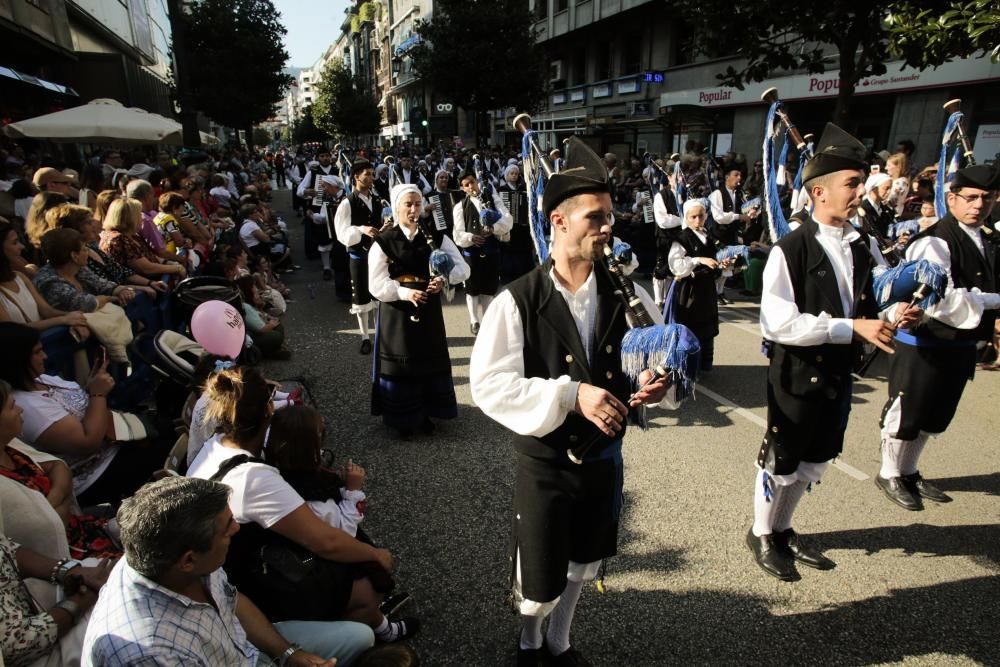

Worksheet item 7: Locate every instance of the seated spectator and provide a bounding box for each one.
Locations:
[0,220,91,379]
[187,367,418,643]
[209,173,232,208]
[0,529,111,667]
[237,275,289,360]
[25,191,70,263]
[1,213,36,277]
[0,379,121,564]
[252,253,289,316]
[0,322,167,507]
[93,189,119,226]
[77,164,105,211]
[239,203,294,272]
[9,178,34,223]
[82,476,375,666]
[99,198,187,281]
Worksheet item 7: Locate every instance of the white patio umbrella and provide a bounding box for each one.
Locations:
[3,98,183,144]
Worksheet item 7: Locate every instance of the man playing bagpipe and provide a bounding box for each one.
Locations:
[748,123,918,582]
[452,166,512,335]
[710,167,755,304]
[470,137,672,667]
[296,149,349,296]
[875,164,1000,511]
[651,171,683,310]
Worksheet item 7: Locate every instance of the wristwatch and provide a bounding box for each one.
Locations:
[277,644,301,666]
[50,559,82,585]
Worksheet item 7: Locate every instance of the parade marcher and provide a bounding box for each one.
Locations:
[422,170,460,240]
[668,199,731,372]
[372,165,391,203]
[452,167,512,335]
[497,165,536,284]
[875,164,1000,511]
[297,150,350,296]
[396,154,432,195]
[469,137,671,667]
[368,184,470,438]
[747,123,913,582]
[709,167,752,304]
[288,156,309,217]
[334,160,390,355]
[857,171,896,240]
[651,175,683,310]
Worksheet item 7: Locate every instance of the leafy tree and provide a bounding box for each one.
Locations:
[410,0,547,142]
[887,0,1000,68]
[292,106,330,144]
[252,128,274,147]
[312,60,382,140]
[672,2,895,127]
[175,0,293,148]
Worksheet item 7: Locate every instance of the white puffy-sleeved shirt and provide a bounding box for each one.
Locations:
[653,191,682,231]
[451,190,513,248]
[760,220,859,346]
[709,188,742,227]
[368,224,471,302]
[904,221,1000,329]
[667,228,709,279]
[334,191,376,249]
[470,265,673,439]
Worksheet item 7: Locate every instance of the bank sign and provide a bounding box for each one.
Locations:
[661,56,1000,109]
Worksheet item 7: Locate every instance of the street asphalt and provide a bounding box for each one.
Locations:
[262,189,999,666]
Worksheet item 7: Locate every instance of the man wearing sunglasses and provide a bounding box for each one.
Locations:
[875,163,1000,512]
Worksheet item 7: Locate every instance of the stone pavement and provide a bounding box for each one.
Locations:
[263,188,1000,666]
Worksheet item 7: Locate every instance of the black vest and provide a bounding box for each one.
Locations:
[712,187,743,245]
[462,197,499,254]
[910,214,997,341]
[655,188,681,249]
[676,229,720,330]
[768,219,878,386]
[347,191,384,253]
[507,261,631,460]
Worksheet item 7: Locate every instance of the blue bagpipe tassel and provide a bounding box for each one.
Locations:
[762,470,773,502]
[762,101,793,242]
[889,219,920,240]
[872,258,949,310]
[936,111,964,219]
[715,244,751,267]
[521,131,550,264]
[612,240,633,265]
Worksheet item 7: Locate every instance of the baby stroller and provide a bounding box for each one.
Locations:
[171,276,243,336]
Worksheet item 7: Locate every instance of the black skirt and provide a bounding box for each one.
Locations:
[462,246,501,296]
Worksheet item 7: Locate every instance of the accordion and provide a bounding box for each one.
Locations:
[640,191,655,224]
[500,190,527,226]
[312,174,338,209]
[429,192,452,231]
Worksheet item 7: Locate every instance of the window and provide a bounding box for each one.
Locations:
[571,48,586,86]
[594,41,612,81]
[535,0,548,20]
[556,0,568,11]
[621,32,642,75]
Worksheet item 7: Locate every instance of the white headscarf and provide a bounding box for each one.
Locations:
[391,183,422,220]
[865,172,891,193]
[682,198,707,230]
[503,164,520,184]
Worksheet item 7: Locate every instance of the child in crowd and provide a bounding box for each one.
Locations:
[252,254,290,316]
[916,197,939,231]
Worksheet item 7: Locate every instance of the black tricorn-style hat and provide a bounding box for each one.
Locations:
[350,159,373,177]
[543,136,612,217]
[801,123,868,183]
[458,165,477,183]
[951,163,999,191]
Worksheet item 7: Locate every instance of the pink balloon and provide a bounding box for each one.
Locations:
[191,300,245,359]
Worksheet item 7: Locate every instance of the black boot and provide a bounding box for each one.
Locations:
[746,529,798,581]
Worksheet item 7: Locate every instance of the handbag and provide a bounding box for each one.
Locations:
[83,302,133,363]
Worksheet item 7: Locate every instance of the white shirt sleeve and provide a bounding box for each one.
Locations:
[759,246,855,345]
[653,192,681,230]
[668,240,699,278]
[14,392,70,444]
[709,190,741,225]
[452,201,474,247]
[334,198,364,248]
[306,489,365,537]
[440,235,471,284]
[906,236,1000,327]
[295,170,312,198]
[367,240,403,302]
[234,465,306,529]
[470,290,581,437]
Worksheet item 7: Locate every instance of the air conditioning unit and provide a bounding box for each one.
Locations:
[549,60,563,82]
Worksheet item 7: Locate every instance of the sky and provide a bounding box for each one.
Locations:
[273,0,352,69]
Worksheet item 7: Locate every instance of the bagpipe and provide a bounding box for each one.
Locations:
[512,113,701,464]
[936,98,977,218]
[469,153,504,256]
[760,87,810,243]
[410,216,458,323]
[335,143,353,195]
[384,156,401,190]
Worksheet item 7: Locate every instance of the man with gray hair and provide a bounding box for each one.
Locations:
[82,477,375,666]
[124,178,167,258]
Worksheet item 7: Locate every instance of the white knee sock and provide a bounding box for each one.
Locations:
[356,313,370,340]
[773,480,808,532]
[751,468,779,537]
[653,278,666,305]
[545,579,584,655]
[320,249,331,270]
[879,435,907,478]
[520,614,544,650]
[480,295,494,320]
[466,294,479,324]
[899,432,929,476]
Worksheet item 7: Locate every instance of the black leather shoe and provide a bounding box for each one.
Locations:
[775,529,836,570]
[875,475,923,511]
[359,339,372,355]
[717,293,731,305]
[745,529,798,581]
[517,645,546,667]
[903,472,953,503]
[471,322,480,335]
[547,646,593,667]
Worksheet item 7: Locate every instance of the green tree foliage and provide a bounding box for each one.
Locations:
[671,2,894,127]
[292,106,330,144]
[177,0,293,147]
[312,60,382,140]
[410,0,547,133]
[887,1,1000,68]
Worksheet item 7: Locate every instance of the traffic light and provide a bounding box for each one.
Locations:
[410,106,428,128]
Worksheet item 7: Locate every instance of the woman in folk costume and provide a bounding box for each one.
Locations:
[667,199,732,372]
[497,164,537,284]
[368,184,470,438]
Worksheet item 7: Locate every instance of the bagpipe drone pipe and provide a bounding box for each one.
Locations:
[512,113,702,464]
[760,87,812,243]
[936,98,977,218]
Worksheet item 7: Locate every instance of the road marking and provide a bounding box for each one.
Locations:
[718,312,761,337]
[697,385,870,481]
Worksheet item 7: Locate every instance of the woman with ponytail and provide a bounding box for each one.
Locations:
[186,366,419,644]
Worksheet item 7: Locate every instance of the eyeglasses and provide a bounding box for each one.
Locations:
[952,192,997,204]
